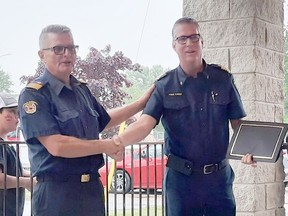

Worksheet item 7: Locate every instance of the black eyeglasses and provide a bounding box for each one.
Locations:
[174,34,201,44]
[42,45,79,55]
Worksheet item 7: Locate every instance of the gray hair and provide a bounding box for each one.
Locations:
[39,24,73,49]
[172,17,201,40]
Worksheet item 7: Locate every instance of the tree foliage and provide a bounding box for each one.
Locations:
[0,67,13,93]
[20,45,142,138]
[123,65,168,104]
[123,65,169,140]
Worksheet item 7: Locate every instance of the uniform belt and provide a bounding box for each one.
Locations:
[166,153,228,175]
[195,159,228,174]
[36,173,100,183]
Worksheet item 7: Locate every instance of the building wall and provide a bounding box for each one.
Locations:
[183,0,285,215]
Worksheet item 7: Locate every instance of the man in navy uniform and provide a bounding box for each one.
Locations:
[18,24,153,216]
[112,17,247,216]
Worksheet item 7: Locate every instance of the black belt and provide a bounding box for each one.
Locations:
[194,159,228,174]
[166,154,228,176]
[36,173,100,183]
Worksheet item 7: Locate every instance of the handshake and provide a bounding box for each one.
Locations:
[105,135,125,161]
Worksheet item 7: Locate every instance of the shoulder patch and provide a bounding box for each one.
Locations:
[26,82,43,90]
[23,101,38,114]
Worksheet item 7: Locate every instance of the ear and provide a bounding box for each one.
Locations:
[172,41,176,51]
[38,50,43,59]
[38,50,45,62]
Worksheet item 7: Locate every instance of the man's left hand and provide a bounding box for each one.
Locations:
[241,153,257,167]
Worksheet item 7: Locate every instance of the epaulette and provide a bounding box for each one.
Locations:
[157,71,172,81]
[211,64,231,73]
[157,73,167,81]
[78,79,87,84]
[26,81,43,90]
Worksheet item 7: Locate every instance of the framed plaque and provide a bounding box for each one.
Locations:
[227,120,288,162]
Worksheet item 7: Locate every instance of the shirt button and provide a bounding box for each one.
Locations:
[200,108,204,111]
[185,163,192,169]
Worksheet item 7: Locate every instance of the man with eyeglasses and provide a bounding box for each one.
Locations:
[18,24,153,216]
[111,17,247,215]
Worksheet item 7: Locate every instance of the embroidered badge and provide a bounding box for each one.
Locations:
[23,101,38,114]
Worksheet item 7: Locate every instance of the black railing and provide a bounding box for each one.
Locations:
[0,141,166,216]
[101,142,166,216]
[0,140,33,216]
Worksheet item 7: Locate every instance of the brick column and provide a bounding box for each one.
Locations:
[183,0,285,215]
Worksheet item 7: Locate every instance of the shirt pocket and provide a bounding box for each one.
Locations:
[209,89,229,118]
[164,96,190,110]
[163,97,190,122]
[86,107,100,118]
[84,107,100,138]
[209,89,229,105]
[54,110,79,134]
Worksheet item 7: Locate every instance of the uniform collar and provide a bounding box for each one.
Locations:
[176,60,209,86]
[42,69,81,96]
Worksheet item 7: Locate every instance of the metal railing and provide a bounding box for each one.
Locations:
[0,140,33,216]
[102,141,166,216]
[0,140,166,216]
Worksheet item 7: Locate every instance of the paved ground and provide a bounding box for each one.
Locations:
[285,188,288,215]
[22,189,288,215]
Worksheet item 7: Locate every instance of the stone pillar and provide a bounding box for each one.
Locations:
[183,0,285,215]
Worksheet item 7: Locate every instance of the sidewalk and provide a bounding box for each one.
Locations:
[22,189,288,215]
[282,185,288,216]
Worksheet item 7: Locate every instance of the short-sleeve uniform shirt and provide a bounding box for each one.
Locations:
[0,141,25,216]
[143,62,246,167]
[18,70,111,176]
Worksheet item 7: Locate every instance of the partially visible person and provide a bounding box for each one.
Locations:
[111,17,247,216]
[18,24,153,216]
[0,93,33,216]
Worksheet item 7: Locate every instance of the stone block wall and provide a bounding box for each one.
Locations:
[183,0,285,215]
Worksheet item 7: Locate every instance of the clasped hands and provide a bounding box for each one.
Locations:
[105,135,124,161]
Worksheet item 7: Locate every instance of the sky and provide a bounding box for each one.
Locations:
[0,0,182,93]
[1,1,287,94]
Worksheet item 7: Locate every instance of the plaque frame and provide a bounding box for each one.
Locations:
[227,120,288,162]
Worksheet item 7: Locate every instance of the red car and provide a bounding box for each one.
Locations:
[7,131,21,141]
[99,143,167,194]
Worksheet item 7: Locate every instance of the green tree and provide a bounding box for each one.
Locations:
[123,65,169,140]
[0,67,13,93]
[123,65,168,104]
[20,45,141,138]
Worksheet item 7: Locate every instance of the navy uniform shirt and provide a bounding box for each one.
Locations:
[143,62,246,167]
[0,141,25,216]
[18,69,111,176]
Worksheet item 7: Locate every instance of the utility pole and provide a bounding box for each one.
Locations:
[0,53,12,58]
